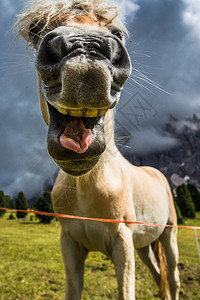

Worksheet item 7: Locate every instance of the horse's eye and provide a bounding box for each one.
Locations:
[112,30,124,41]
[29,21,44,43]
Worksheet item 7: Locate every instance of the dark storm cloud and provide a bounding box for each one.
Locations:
[0,0,57,198]
[116,0,200,154]
[0,0,200,197]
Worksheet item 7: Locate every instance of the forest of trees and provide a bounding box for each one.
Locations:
[173,183,200,223]
[34,190,54,223]
[0,189,53,223]
[0,183,200,224]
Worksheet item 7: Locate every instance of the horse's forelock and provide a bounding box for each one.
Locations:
[15,0,127,46]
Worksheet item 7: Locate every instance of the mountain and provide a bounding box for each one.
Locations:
[124,114,200,190]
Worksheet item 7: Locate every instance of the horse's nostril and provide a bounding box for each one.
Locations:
[46,45,61,64]
[48,35,71,62]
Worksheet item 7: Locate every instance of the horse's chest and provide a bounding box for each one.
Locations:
[59,186,134,254]
[62,218,117,255]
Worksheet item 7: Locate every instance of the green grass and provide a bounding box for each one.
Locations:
[0,212,200,299]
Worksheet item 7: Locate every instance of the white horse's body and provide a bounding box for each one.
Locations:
[16,0,180,299]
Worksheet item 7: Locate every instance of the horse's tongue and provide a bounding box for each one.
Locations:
[59,116,93,154]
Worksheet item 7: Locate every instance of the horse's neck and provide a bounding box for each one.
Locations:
[103,109,117,154]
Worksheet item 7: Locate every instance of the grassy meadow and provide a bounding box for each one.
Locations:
[0,212,200,300]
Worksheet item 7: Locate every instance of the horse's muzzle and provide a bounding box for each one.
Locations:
[36,26,131,112]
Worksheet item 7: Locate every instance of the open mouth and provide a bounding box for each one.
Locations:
[47,103,107,175]
[57,107,106,154]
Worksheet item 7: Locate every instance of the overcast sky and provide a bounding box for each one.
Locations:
[0,0,200,199]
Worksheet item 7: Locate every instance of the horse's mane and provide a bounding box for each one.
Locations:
[15,0,127,46]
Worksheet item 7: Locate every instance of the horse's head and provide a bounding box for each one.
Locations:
[16,0,132,175]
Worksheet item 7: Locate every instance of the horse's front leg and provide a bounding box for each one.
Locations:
[60,229,88,300]
[111,224,135,300]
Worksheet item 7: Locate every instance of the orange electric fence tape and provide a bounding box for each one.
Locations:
[0,207,200,230]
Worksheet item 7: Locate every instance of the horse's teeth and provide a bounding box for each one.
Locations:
[57,107,108,117]
[81,108,87,116]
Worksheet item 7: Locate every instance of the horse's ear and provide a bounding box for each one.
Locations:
[37,73,50,126]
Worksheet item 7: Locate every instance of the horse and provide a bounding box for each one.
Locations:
[15,0,180,299]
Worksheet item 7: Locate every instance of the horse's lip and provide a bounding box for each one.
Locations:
[42,79,121,99]
[111,82,122,93]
